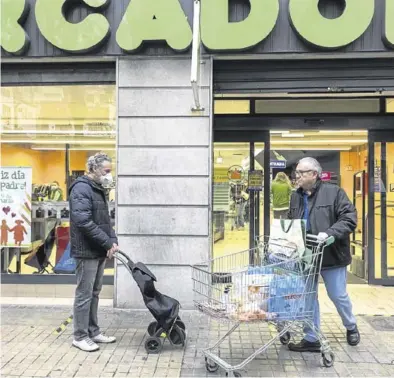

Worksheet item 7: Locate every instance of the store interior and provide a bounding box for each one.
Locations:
[213,129,394,283]
[1,85,116,275]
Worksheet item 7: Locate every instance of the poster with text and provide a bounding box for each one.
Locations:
[0,167,32,248]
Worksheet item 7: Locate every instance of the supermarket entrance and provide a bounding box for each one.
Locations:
[213,112,394,286]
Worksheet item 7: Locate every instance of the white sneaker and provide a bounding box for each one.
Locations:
[72,338,99,352]
[91,333,116,344]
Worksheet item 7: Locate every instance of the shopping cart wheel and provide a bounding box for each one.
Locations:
[232,372,242,377]
[205,360,219,373]
[147,321,159,336]
[144,337,162,354]
[279,332,291,345]
[322,352,335,368]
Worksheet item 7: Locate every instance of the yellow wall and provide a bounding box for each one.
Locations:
[1,145,45,184]
[1,145,88,197]
[340,148,368,234]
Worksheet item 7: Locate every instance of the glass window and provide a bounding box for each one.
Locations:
[1,85,116,276]
[386,98,394,113]
[214,100,250,114]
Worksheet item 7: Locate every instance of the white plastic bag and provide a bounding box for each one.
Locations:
[268,219,311,268]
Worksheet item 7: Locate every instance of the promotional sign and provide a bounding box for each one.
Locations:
[0,167,32,248]
[321,172,332,182]
[248,170,263,191]
[270,160,287,169]
[374,165,386,193]
[227,165,245,183]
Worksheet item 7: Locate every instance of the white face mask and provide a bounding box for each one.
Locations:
[100,173,113,187]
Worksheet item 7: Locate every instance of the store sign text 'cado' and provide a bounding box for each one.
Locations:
[1,0,394,55]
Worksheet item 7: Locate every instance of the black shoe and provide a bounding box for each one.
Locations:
[288,339,321,353]
[347,326,360,346]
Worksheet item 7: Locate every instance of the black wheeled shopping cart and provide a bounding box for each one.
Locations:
[192,234,335,377]
[114,251,186,354]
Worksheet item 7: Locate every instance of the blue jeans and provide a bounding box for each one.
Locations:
[304,266,357,342]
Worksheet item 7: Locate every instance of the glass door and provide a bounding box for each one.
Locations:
[213,142,251,258]
[368,131,394,284]
[212,133,270,262]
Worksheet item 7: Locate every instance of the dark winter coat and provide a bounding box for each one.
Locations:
[288,180,357,269]
[69,176,117,259]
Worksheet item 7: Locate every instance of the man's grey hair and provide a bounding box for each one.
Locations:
[87,152,112,173]
[298,157,322,177]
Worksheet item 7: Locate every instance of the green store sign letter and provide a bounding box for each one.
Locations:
[1,0,30,55]
[35,0,111,53]
[1,0,394,55]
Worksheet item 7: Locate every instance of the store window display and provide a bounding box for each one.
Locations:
[0,85,116,276]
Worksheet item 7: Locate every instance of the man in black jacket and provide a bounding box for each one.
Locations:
[287,157,360,353]
[69,152,118,352]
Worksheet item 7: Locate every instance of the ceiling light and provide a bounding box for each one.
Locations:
[277,147,351,151]
[270,130,290,134]
[1,130,116,135]
[31,146,115,151]
[271,139,367,144]
[216,151,223,164]
[281,133,304,138]
[319,130,366,134]
[2,139,114,145]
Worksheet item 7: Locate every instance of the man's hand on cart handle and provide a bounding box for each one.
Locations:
[317,232,329,241]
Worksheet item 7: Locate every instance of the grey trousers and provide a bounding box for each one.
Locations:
[73,258,106,341]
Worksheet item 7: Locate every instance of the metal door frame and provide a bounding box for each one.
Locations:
[368,131,394,285]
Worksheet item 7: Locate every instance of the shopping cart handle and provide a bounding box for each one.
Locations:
[324,236,335,246]
[306,234,335,246]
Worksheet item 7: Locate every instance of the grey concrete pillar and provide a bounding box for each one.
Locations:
[115,57,212,309]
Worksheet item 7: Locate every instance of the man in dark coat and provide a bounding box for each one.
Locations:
[287,157,360,353]
[69,152,118,352]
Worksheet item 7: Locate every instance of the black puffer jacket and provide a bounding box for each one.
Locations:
[69,176,117,259]
[288,180,357,269]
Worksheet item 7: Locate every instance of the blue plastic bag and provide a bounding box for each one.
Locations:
[54,243,76,274]
[268,275,306,321]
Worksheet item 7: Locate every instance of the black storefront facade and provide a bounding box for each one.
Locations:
[1,0,394,306]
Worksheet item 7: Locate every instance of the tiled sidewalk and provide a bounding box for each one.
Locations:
[1,284,394,378]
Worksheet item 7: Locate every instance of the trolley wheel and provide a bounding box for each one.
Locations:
[147,321,159,336]
[280,332,291,345]
[179,328,186,346]
[322,352,335,368]
[144,337,162,354]
[205,360,219,373]
[175,319,186,331]
[233,372,242,377]
[169,325,186,346]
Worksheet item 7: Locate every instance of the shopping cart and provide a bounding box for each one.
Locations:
[192,234,335,377]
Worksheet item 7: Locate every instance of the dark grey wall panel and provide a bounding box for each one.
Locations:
[1,0,392,58]
[1,62,116,85]
[214,59,394,94]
